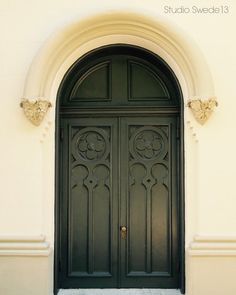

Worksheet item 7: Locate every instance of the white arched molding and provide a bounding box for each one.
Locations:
[22,11,215,143]
[21,11,215,247]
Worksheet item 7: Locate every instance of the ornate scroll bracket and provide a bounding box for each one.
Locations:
[187,97,218,125]
[20,99,52,126]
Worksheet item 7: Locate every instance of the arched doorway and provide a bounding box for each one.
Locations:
[55,45,184,291]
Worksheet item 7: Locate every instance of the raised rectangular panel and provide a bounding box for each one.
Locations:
[127,124,171,275]
[68,123,114,276]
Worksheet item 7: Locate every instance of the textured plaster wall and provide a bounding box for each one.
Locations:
[0,0,236,248]
[0,1,236,295]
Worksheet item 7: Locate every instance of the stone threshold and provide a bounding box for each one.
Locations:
[58,289,181,295]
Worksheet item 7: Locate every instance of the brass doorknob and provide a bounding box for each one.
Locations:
[120,226,127,239]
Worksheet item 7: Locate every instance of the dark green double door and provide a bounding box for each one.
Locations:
[60,114,179,288]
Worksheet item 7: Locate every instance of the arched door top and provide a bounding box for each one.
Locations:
[56,45,182,290]
[58,45,182,109]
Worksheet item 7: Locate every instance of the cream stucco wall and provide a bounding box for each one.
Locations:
[0,0,236,294]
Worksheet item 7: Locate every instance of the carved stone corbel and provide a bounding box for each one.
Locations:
[187,98,218,125]
[20,99,52,126]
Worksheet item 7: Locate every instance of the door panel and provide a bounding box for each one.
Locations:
[60,116,178,288]
[60,117,119,288]
[120,117,178,288]
[58,46,182,290]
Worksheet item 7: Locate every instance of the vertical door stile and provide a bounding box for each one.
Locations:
[88,179,94,274]
[146,173,152,274]
[117,116,121,288]
[119,117,127,283]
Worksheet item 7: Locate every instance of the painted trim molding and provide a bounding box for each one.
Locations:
[0,235,51,256]
[188,236,236,256]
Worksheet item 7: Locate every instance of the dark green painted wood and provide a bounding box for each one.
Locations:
[70,61,111,101]
[59,46,180,108]
[59,117,119,288]
[56,45,184,292]
[119,117,178,288]
[128,61,170,100]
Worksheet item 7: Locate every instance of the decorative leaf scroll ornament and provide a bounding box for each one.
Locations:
[187,98,218,125]
[20,99,52,126]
